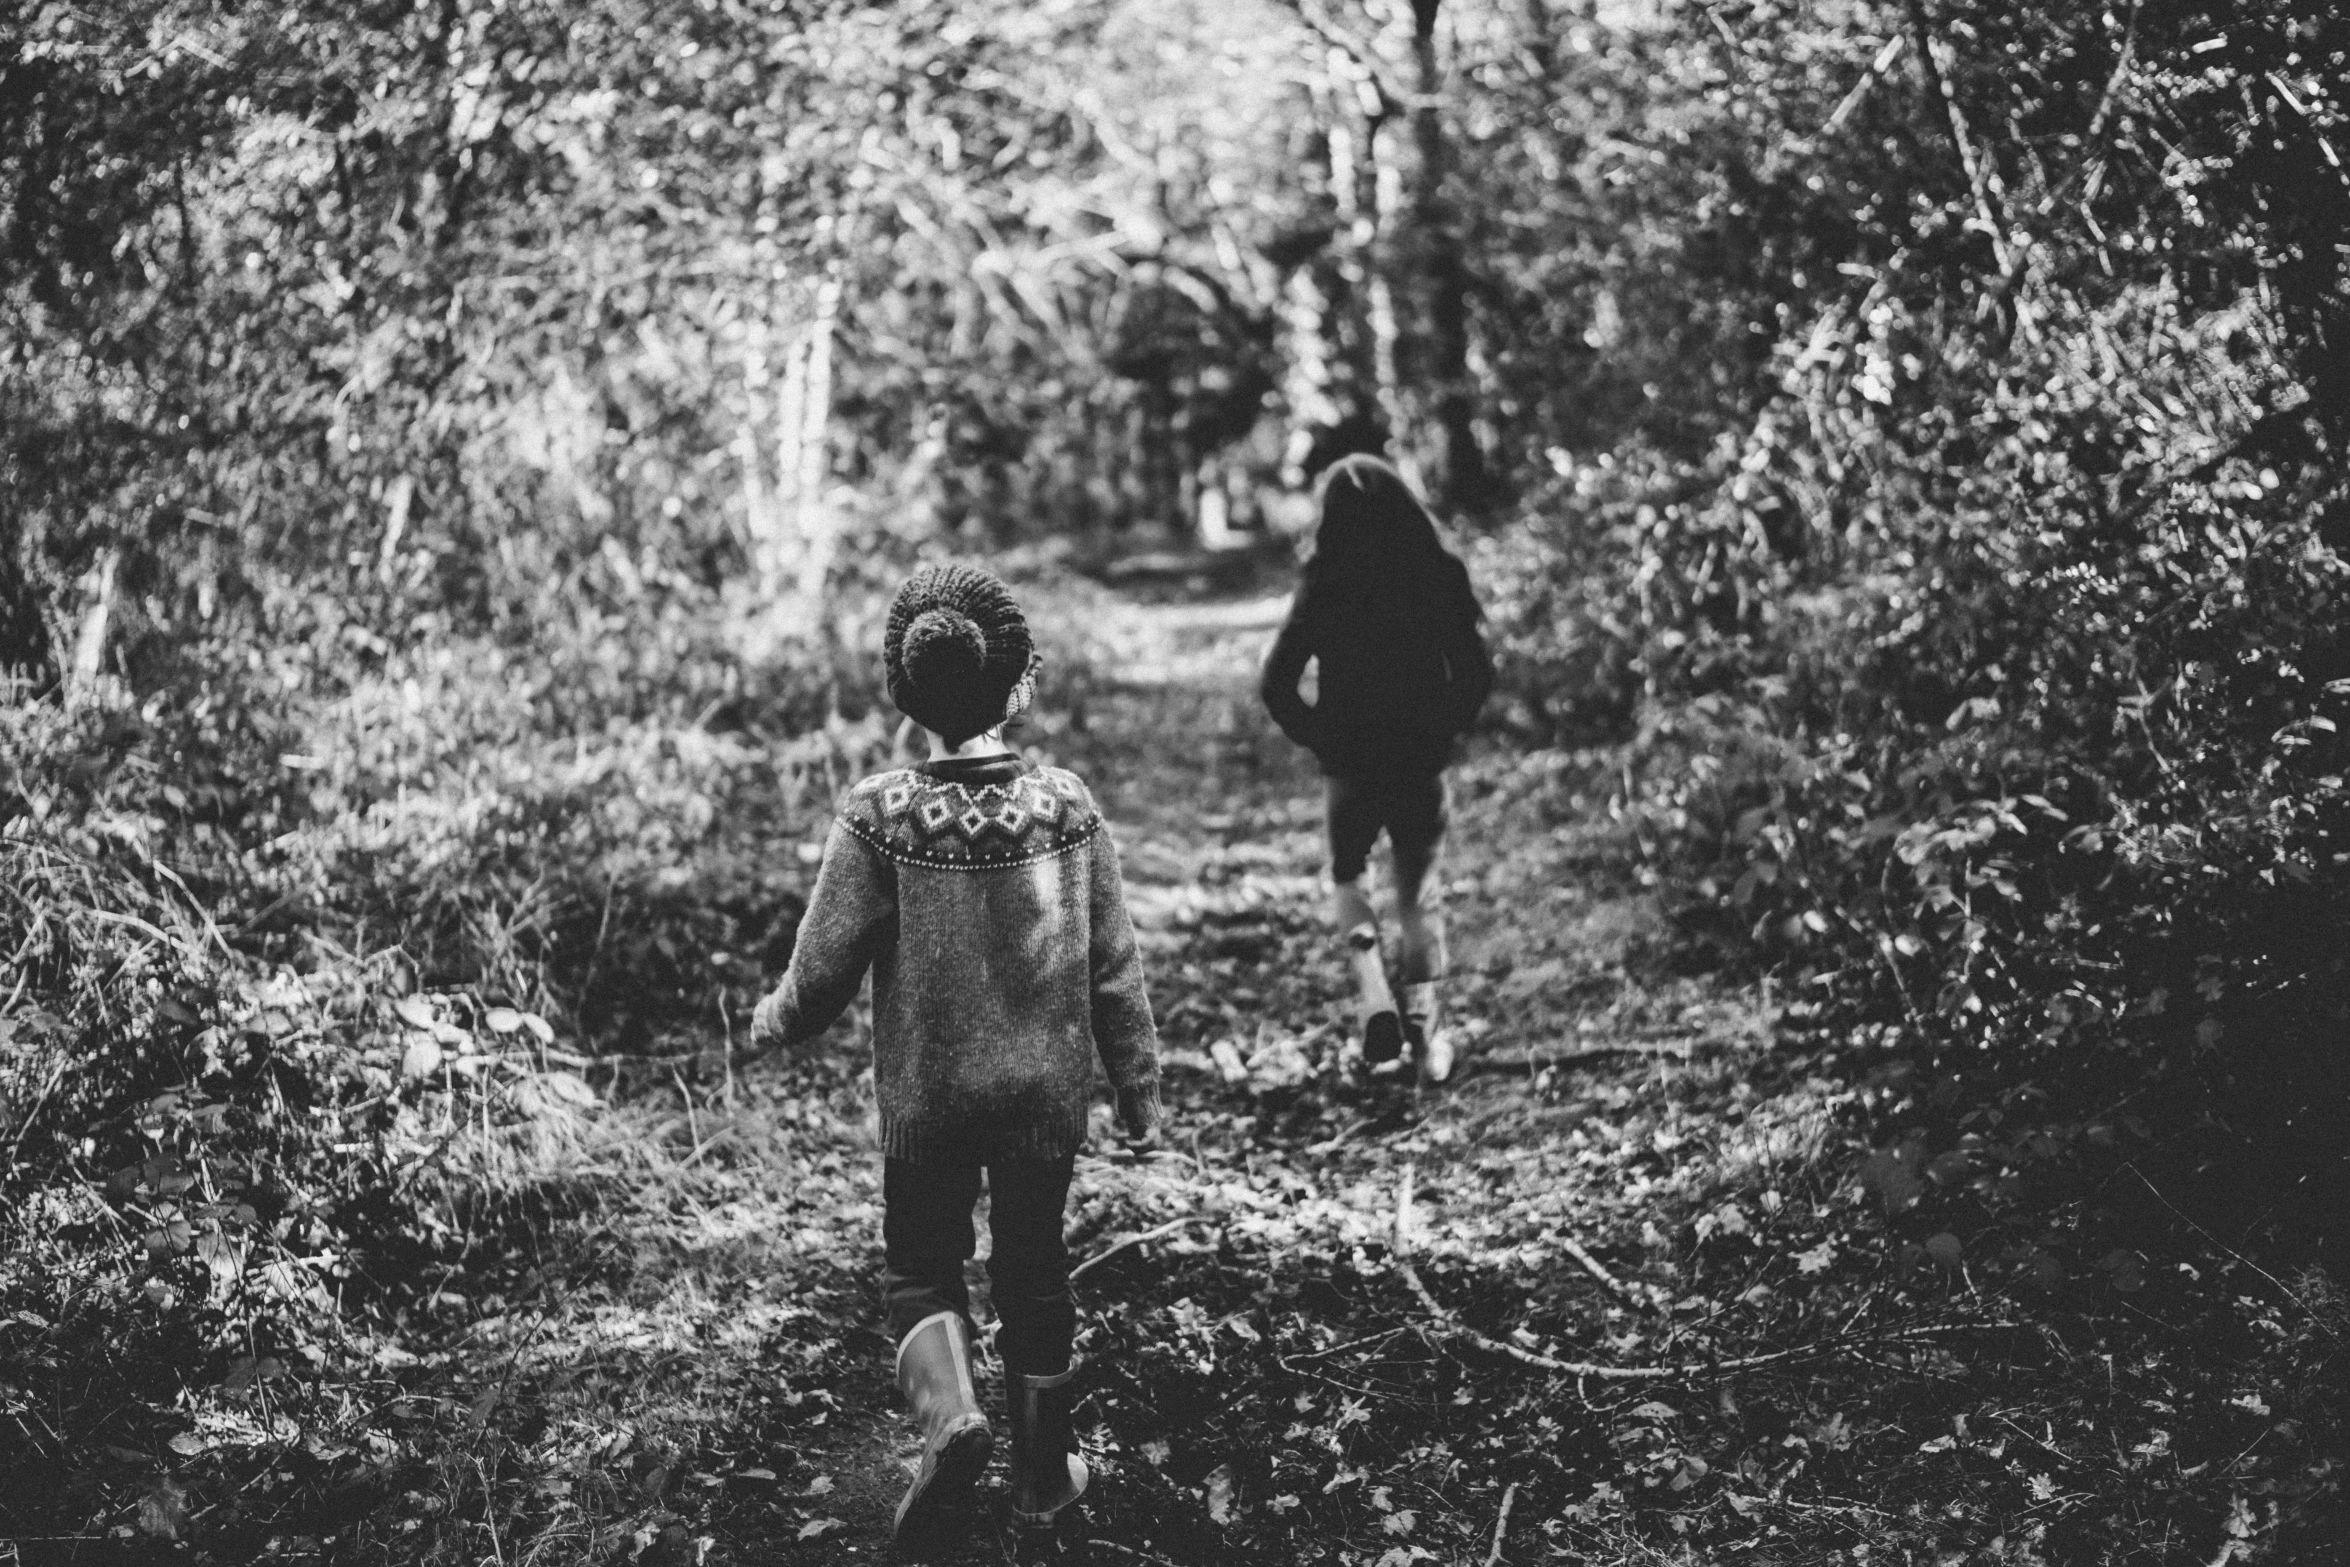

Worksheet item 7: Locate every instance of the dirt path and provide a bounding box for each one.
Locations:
[422,575,1789,1567]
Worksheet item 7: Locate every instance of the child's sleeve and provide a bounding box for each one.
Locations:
[1439,564,1495,736]
[748,821,895,1052]
[1258,587,1326,754]
[1084,825,1162,1137]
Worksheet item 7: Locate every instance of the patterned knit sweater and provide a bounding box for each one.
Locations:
[747,752,1161,1163]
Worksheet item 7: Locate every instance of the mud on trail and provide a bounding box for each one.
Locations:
[308,575,2324,1567]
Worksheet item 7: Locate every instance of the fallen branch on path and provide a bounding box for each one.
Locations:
[1462,1046,1651,1077]
[1556,1233,1653,1310]
[1070,1215,1216,1281]
[1460,1034,1741,1078]
[1390,1165,2016,1381]
[1304,1114,1381,1155]
[1486,1481,1518,1567]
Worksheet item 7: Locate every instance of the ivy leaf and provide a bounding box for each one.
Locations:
[1205,1463,1235,1523]
[136,1479,189,1540]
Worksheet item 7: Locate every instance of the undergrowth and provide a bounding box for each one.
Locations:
[6,576,2348,1566]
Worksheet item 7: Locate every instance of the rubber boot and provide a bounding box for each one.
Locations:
[892,1311,994,1552]
[1348,925,1404,1072]
[1007,1361,1089,1529]
[1402,982,1454,1085]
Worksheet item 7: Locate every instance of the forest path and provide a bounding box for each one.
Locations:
[487,573,1778,1567]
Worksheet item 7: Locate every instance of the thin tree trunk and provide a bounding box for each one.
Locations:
[71,546,118,693]
[378,474,415,581]
[1302,68,1390,475]
[1367,125,1411,482]
[740,265,839,616]
[793,272,841,604]
[766,321,807,599]
[1409,0,1489,511]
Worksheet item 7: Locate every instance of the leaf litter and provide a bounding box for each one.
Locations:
[30,578,2340,1566]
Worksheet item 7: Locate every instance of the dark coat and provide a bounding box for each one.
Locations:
[1259,552,1494,778]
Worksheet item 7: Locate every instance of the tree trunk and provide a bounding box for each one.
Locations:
[745,269,841,616]
[70,546,117,693]
[1278,68,1391,484]
[1367,125,1411,483]
[792,272,841,605]
[1408,0,1491,512]
[765,318,806,598]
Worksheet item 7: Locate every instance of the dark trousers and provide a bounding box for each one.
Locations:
[882,1154,1076,1377]
[1325,772,1447,888]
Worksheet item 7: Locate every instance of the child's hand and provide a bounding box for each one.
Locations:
[748,989,789,1051]
[1113,1085,1162,1149]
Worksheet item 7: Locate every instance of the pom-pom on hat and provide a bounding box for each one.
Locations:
[884,564,1037,745]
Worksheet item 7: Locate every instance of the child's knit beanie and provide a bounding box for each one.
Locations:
[884,564,1036,745]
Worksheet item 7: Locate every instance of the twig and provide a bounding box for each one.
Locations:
[1396,1160,1416,1250]
[1276,1325,1408,1366]
[2,1060,68,1168]
[671,1067,700,1154]
[1282,0,1397,112]
[1304,1114,1379,1155]
[1462,1045,1644,1077]
[1391,1168,2015,1379]
[1821,35,1905,136]
[578,876,617,1013]
[2123,1162,2337,1339]
[1904,1,2040,343]
[678,1125,738,1169]
[717,994,736,1107]
[477,1455,505,1567]
[1085,1541,1181,1567]
[148,858,235,958]
[1070,1215,1212,1280]
[2082,0,2140,146]
[1397,1245,2014,1379]
[1463,1032,1745,1077]
[1556,1234,1648,1310]
[1486,1480,1518,1567]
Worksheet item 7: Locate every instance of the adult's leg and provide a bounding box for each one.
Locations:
[882,1157,984,1344]
[984,1156,1078,1376]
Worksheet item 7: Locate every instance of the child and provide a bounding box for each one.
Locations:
[1260,454,1492,1084]
[743,563,1161,1550]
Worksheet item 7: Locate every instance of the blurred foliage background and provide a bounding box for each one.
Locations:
[3,0,2348,1555]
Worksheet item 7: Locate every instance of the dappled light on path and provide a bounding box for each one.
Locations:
[344,573,2006,1567]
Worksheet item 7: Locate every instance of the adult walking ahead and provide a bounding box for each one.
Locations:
[1260,454,1493,1084]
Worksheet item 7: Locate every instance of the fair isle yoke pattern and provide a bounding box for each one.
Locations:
[838,765,1103,871]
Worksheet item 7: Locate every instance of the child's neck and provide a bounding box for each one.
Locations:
[926,728,1013,762]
